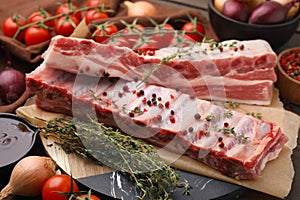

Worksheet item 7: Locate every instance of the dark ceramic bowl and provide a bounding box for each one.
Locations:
[208,0,300,49]
[0,113,39,168]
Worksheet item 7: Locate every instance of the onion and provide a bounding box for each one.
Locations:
[0,156,56,199]
[214,0,228,12]
[0,67,26,104]
[222,0,250,22]
[249,0,300,24]
[124,1,157,17]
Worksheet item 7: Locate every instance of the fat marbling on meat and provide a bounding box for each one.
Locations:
[41,35,278,105]
[26,64,288,180]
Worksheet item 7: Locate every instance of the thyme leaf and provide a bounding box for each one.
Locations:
[246,112,262,119]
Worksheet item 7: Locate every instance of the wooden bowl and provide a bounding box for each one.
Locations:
[275,47,300,105]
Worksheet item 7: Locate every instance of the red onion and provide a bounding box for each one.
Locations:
[0,68,26,104]
[249,0,300,24]
[222,0,250,22]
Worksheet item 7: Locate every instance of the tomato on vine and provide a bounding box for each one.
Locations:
[24,26,51,46]
[93,23,119,43]
[55,15,79,36]
[27,10,55,28]
[76,194,101,200]
[85,10,109,25]
[86,0,109,8]
[152,23,174,48]
[56,2,82,22]
[2,15,26,41]
[181,21,205,42]
[42,174,80,200]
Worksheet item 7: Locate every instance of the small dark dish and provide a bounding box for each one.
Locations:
[0,113,39,168]
[208,0,300,49]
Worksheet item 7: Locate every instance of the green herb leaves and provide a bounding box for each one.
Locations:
[42,117,191,199]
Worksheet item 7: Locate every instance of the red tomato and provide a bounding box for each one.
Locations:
[55,15,79,36]
[76,194,101,200]
[181,22,205,42]
[93,24,119,43]
[121,24,145,48]
[86,0,109,7]
[42,174,80,200]
[56,3,82,22]
[2,16,26,41]
[152,23,174,49]
[85,10,109,25]
[27,11,55,28]
[24,26,51,46]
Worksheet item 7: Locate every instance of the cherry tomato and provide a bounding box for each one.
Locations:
[121,24,145,48]
[152,23,174,49]
[76,194,101,200]
[181,22,205,42]
[56,3,82,22]
[55,15,79,36]
[2,15,26,41]
[42,174,80,200]
[27,11,55,28]
[93,24,119,43]
[24,26,51,46]
[86,0,109,8]
[85,10,109,25]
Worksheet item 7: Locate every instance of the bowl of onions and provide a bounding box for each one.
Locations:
[276,47,300,105]
[208,0,300,49]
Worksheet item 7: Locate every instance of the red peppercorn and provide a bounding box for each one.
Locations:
[219,142,224,148]
[165,101,170,108]
[158,103,164,109]
[129,112,135,117]
[279,49,300,81]
[169,115,175,123]
[199,130,204,137]
[142,97,147,104]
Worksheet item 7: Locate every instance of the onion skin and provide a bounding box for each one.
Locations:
[0,68,26,104]
[214,0,228,12]
[272,0,300,20]
[222,0,250,22]
[249,0,298,24]
[0,156,56,199]
[124,1,157,17]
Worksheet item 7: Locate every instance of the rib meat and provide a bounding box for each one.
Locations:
[26,65,288,179]
[42,36,278,105]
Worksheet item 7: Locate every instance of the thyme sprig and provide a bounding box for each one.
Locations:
[219,127,249,144]
[246,112,262,119]
[42,117,191,200]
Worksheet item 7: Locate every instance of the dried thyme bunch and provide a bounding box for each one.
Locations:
[42,117,191,200]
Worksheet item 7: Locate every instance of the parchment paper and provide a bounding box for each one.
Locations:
[16,89,300,199]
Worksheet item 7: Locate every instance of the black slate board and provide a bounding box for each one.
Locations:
[78,170,246,200]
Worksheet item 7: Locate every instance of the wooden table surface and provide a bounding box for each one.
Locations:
[1,0,300,200]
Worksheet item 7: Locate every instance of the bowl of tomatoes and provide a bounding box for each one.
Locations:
[276,47,300,105]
